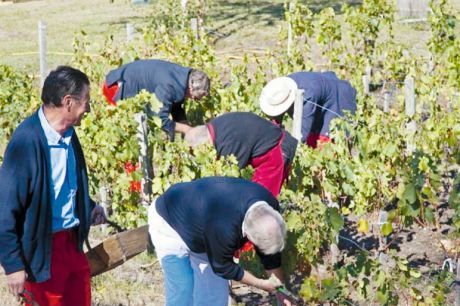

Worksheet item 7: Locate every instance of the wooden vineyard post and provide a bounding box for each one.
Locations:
[362,75,370,95]
[292,89,304,141]
[191,18,199,39]
[365,65,372,81]
[38,21,47,88]
[134,113,153,206]
[405,76,416,154]
[126,23,135,42]
[99,186,109,232]
[287,2,294,57]
[456,258,460,306]
[383,92,390,113]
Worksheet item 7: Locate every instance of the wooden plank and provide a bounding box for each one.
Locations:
[86,225,149,277]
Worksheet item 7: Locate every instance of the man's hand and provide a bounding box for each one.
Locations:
[7,270,26,300]
[91,205,107,225]
[175,122,192,135]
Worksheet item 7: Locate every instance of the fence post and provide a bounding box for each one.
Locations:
[126,23,135,42]
[405,75,416,153]
[99,186,109,232]
[38,21,47,88]
[287,2,294,57]
[190,18,199,39]
[365,65,372,80]
[134,113,152,206]
[362,75,370,95]
[383,92,390,113]
[456,258,460,306]
[292,89,304,141]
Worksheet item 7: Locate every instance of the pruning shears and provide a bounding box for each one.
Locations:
[275,286,304,306]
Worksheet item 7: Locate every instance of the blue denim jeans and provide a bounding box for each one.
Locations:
[149,203,229,306]
[160,253,229,306]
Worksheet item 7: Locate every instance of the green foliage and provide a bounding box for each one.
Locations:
[1,0,459,303]
[0,65,39,161]
[300,251,452,305]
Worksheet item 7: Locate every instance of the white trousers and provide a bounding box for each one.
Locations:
[148,202,229,306]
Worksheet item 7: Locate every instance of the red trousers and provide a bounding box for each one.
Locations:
[102,81,119,106]
[306,133,331,148]
[24,230,91,306]
[250,134,288,198]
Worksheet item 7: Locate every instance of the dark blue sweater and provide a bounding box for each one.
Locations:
[288,72,357,142]
[105,59,191,140]
[156,177,282,281]
[0,111,95,282]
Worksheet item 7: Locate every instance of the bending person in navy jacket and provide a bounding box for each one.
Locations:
[0,66,106,306]
[103,59,210,141]
[259,72,356,148]
[148,177,290,306]
[184,112,298,197]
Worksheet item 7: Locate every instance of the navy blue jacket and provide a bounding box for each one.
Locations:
[0,111,95,282]
[288,72,357,143]
[156,177,282,281]
[209,112,298,169]
[105,59,191,140]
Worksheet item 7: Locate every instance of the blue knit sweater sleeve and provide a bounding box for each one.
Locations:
[0,133,33,274]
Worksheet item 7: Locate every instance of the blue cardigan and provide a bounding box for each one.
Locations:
[0,111,95,282]
[106,59,191,140]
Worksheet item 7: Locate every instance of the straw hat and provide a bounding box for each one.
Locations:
[259,77,298,116]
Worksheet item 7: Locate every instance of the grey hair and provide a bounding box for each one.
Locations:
[184,125,211,147]
[188,69,210,96]
[242,201,286,255]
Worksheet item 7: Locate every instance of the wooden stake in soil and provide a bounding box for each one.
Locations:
[362,75,370,95]
[38,21,47,88]
[191,18,199,39]
[456,257,460,306]
[405,75,416,154]
[292,89,304,141]
[135,112,152,206]
[383,92,390,113]
[287,2,294,57]
[99,186,109,232]
[126,23,135,42]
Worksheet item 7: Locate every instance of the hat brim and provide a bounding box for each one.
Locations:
[259,77,298,117]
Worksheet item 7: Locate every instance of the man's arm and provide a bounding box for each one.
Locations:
[0,140,32,298]
[175,122,192,134]
[240,269,278,292]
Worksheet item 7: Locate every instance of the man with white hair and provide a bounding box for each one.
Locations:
[148,177,290,306]
[184,112,298,198]
[259,72,356,148]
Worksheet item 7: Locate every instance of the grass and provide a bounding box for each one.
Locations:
[1,0,460,305]
[0,0,151,71]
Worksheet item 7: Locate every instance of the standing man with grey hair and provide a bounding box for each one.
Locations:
[0,66,106,306]
[103,59,210,141]
[148,177,291,306]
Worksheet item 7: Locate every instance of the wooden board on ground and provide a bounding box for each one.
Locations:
[86,225,149,277]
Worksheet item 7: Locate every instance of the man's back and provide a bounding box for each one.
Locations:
[105,59,191,102]
[209,112,282,168]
